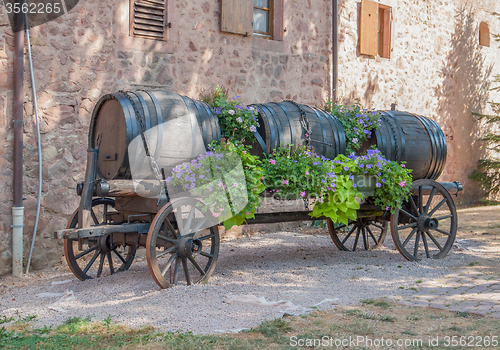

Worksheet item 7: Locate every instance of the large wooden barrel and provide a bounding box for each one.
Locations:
[89,90,221,180]
[371,111,447,180]
[250,101,346,159]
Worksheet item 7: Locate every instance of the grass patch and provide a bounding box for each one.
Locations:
[342,309,396,322]
[360,299,391,309]
[2,303,500,350]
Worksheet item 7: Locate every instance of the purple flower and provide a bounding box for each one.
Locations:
[249,125,257,132]
[165,177,172,182]
[353,183,357,188]
[352,138,358,144]
[359,163,364,168]
[283,179,289,185]
[300,191,306,197]
[366,164,373,169]
[376,182,381,187]
[236,117,243,123]
[228,110,235,115]
[344,166,349,171]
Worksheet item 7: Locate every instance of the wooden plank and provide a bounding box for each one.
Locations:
[220,0,253,36]
[479,21,490,47]
[273,0,283,40]
[135,13,164,21]
[134,22,165,32]
[379,5,391,58]
[360,0,379,56]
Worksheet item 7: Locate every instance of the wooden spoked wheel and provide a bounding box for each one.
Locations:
[146,198,220,289]
[64,198,137,280]
[390,179,457,261]
[328,218,388,251]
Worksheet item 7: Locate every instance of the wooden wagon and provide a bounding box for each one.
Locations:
[55,91,463,289]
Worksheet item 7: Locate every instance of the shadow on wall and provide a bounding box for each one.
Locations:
[434,4,492,203]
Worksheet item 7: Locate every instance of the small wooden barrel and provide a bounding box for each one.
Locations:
[89,91,220,180]
[250,101,346,159]
[372,111,447,180]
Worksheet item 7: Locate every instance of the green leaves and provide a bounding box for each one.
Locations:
[309,179,362,225]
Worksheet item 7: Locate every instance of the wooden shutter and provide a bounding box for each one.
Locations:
[378,5,391,58]
[130,0,169,40]
[360,0,379,56]
[221,0,253,36]
[479,22,490,47]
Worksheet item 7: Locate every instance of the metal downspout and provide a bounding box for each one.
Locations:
[12,3,25,277]
[332,0,338,102]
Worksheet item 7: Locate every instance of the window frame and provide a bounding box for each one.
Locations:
[359,0,392,59]
[253,0,274,39]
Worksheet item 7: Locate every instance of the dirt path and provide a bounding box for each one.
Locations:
[0,205,499,334]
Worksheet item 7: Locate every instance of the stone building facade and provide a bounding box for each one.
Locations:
[0,0,498,275]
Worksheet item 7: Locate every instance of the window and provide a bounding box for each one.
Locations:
[129,0,170,40]
[253,0,273,39]
[359,0,392,58]
[220,0,283,40]
[479,22,490,47]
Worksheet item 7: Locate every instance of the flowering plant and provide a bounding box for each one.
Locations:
[261,145,337,199]
[261,145,361,225]
[324,99,381,154]
[201,86,259,142]
[166,140,265,230]
[209,141,266,229]
[333,149,413,212]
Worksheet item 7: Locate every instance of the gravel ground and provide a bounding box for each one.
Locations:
[0,223,483,335]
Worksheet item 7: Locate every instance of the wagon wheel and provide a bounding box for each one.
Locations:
[146,198,220,289]
[390,179,457,261]
[64,198,137,280]
[328,218,388,251]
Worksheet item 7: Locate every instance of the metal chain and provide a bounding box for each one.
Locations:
[382,114,400,162]
[284,100,311,148]
[120,91,166,201]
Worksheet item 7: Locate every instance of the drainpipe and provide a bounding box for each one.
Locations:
[332,0,338,102]
[12,2,25,277]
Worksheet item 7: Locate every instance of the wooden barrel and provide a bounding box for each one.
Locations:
[250,101,346,159]
[371,111,447,180]
[89,90,221,180]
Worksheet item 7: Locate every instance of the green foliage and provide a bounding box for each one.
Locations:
[210,141,266,230]
[470,25,500,198]
[166,141,265,230]
[261,145,339,199]
[201,86,259,142]
[324,99,381,154]
[260,145,361,225]
[309,177,361,225]
[333,150,413,212]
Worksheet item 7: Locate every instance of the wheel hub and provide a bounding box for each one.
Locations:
[417,215,438,232]
[98,235,112,253]
[177,236,202,258]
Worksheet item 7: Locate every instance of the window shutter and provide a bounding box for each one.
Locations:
[479,22,490,47]
[378,5,391,58]
[130,0,168,40]
[360,0,379,56]
[221,0,253,36]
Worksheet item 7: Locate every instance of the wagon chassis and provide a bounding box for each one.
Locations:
[56,177,462,289]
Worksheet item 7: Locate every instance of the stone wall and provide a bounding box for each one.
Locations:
[336,0,500,201]
[0,0,499,275]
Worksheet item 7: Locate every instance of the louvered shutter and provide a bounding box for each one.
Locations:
[130,0,169,40]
